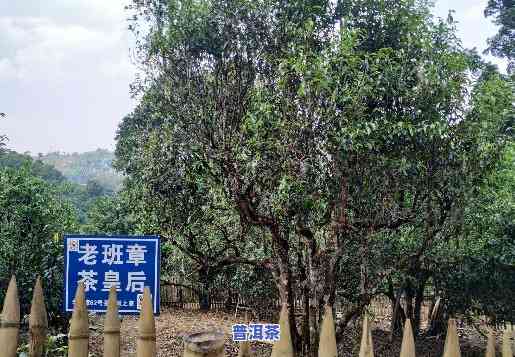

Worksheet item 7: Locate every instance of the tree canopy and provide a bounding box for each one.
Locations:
[0,167,78,322]
[0,150,66,184]
[484,0,515,72]
[114,0,514,354]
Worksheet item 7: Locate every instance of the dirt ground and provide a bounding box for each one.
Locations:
[89,309,273,357]
[87,308,504,357]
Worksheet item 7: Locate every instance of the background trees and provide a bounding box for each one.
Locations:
[436,143,515,323]
[0,167,78,323]
[84,190,139,235]
[484,0,515,73]
[0,150,66,184]
[0,121,123,325]
[0,113,7,153]
[38,149,124,192]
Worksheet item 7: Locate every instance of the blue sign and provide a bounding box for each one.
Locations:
[231,324,280,342]
[64,235,160,314]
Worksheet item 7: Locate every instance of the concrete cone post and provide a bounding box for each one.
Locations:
[359,316,374,357]
[104,286,121,357]
[0,276,20,357]
[485,330,495,357]
[137,287,156,357]
[271,303,294,357]
[318,305,337,357]
[68,283,89,357]
[399,319,415,357]
[183,331,225,357]
[442,319,461,357]
[368,318,374,357]
[29,277,48,357]
[237,340,253,357]
[502,328,513,357]
[235,309,252,356]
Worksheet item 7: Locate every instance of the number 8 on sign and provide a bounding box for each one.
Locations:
[68,239,79,252]
[137,293,144,310]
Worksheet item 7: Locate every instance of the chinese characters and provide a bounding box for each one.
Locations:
[76,242,149,293]
[66,236,159,315]
[231,324,280,342]
[78,243,147,266]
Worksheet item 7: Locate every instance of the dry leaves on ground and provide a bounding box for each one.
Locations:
[89,308,272,357]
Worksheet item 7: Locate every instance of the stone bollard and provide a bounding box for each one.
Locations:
[183,330,225,357]
[502,327,513,357]
[485,329,495,357]
[359,315,374,357]
[137,287,156,357]
[443,319,461,357]
[68,283,89,357]
[399,319,415,357]
[0,276,20,357]
[237,340,253,357]
[271,304,294,357]
[318,305,337,357]
[104,286,121,357]
[29,277,48,357]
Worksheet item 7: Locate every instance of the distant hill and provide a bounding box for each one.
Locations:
[0,149,123,225]
[0,150,66,184]
[37,149,124,192]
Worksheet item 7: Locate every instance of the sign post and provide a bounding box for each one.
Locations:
[64,235,160,314]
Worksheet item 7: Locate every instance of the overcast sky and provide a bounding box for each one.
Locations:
[0,0,508,154]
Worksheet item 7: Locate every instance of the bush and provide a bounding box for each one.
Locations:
[17,334,68,357]
[0,167,78,326]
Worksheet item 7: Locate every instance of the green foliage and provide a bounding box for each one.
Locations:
[119,0,514,343]
[57,179,112,226]
[437,144,515,322]
[84,189,140,235]
[0,167,78,322]
[0,150,117,227]
[0,150,66,184]
[484,0,515,72]
[17,334,68,357]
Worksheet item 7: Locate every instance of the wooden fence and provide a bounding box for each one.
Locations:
[1,275,513,357]
[160,281,282,321]
[160,282,433,327]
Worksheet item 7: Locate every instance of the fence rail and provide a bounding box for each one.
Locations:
[160,282,433,325]
[1,275,513,357]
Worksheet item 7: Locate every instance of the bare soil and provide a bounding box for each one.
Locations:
[89,309,273,357]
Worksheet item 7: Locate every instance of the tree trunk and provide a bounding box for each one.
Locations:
[271,225,300,354]
[428,297,445,336]
[308,257,321,357]
[224,291,236,312]
[390,287,406,342]
[413,277,427,335]
[428,297,435,326]
[198,287,210,311]
[178,288,184,309]
[405,282,414,322]
[298,249,310,356]
[302,285,310,356]
[198,267,211,311]
[275,264,299,353]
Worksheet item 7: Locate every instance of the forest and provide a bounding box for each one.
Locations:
[0,0,514,356]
